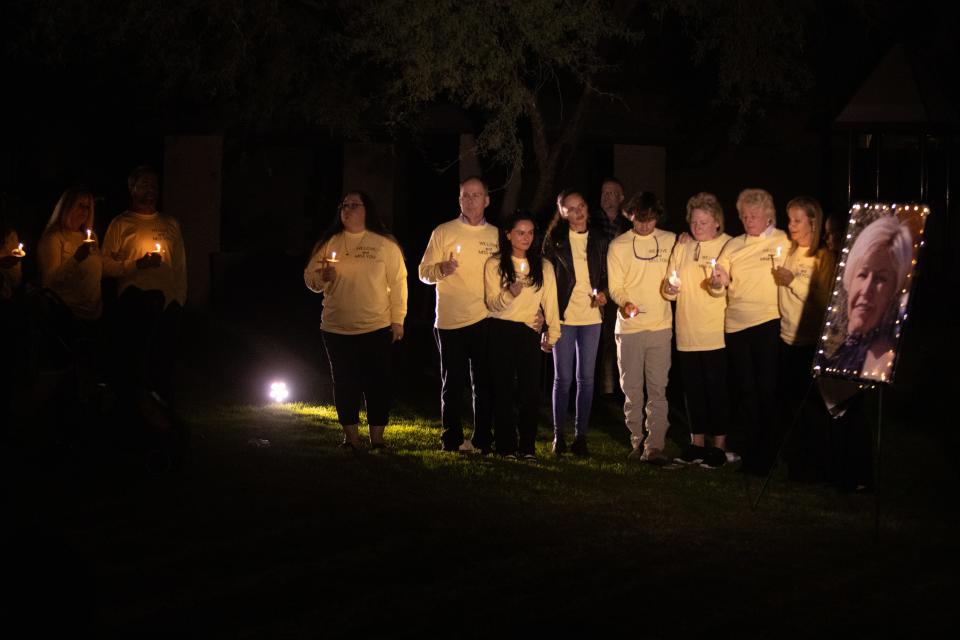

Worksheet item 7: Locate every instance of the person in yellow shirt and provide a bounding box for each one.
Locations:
[305,191,407,451]
[607,192,676,464]
[662,193,732,468]
[543,189,608,458]
[101,166,187,400]
[709,188,788,475]
[418,176,499,453]
[484,211,560,461]
[773,196,835,480]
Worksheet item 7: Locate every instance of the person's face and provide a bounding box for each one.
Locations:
[459,179,489,220]
[740,204,771,236]
[689,209,719,242]
[65,195,92,232]
[825,218,841,253]
[339,194,367,231]
[130,173,159,212]
[846,246,898,336]
[560,193,588,231]
[787,206,813,247]
[631,214,657,236]
[600,181,624,215]
[506,219,535,255]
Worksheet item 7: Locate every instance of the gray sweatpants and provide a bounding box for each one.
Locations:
[616,328,672,451]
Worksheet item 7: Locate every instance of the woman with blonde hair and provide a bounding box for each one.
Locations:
[710,188,788,475]
[663,192,732,468]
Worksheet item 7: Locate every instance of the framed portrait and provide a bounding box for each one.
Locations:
[812,203,930,384]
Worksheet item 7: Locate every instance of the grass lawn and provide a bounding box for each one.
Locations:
[3,315,957,637]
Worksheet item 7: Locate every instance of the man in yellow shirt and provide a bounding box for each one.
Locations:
[607,192,676,464]
[418,176,499,453]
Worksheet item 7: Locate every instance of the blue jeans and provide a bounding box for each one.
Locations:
[552,323,602,440]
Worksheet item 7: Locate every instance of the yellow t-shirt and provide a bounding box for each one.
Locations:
[37,229,104,320]
[562,230,602,326]
[607,228,675,334]
[714,227,789,333]
[484,255,561,345]
[418,219,499,329]
[101,211,188,307]
[305,231,408,335]
[665,234,731,351]
[779,246,836,345]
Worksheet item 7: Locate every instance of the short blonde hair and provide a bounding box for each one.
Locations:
[686,192,724,234]
[736,188,775,223]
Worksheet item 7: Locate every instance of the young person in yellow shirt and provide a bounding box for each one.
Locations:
[543,189,609,458]
[607,192,676,464]
[709,188,789,475]
[484,211,560,461]
[662,193,732,468]
[305,191,407,451]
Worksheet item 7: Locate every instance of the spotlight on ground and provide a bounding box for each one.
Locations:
[268,381,290,403]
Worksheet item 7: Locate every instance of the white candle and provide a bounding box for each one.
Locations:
[85,228,93,243]
[668,269,681,288]
[155,243,162,254]
[327,250,338,263]
[12,242,25,257]
[519,260,527,274]
[456,245,461,255]
[591,288,598,297]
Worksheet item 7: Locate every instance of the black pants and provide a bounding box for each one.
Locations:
[489,318,542,455]
[322,328,393,427]
[111,287,181,401]
[726,319,780,472]
[677,348,729,437]
[779,340,830,480]
[435,319,493,450]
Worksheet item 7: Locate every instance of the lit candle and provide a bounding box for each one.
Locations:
[519,260,527,274]
[154,243,162,254]
[326,250,338,263]
[12,242,25,257]
[455,245,461,255]
[591,288,598,298]
[84,229,94,243]
[668,269,681,289]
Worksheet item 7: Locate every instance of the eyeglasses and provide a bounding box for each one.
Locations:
[340,202,364,211]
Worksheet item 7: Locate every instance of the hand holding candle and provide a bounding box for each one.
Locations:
[621,302,640,319]
[440,250,459,276]
[668,269,681,289]
[11,242,25,258]
[84,229,95,243]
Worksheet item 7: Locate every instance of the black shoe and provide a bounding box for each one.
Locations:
[570,436,589,458]
[675,444,706,465]
[699,447,726,469]
[552,437,567,456]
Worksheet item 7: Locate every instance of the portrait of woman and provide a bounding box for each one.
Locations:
[818,210,919,382]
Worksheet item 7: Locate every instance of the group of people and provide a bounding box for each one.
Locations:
[0,166,187,427]
[306,176,853,479]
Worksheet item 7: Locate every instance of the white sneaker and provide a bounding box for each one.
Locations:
[725,451,741,464]
[458,440,476,453]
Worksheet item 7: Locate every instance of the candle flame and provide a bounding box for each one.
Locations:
[86,229,92,240]
[331,251,337,260]
[155,243,161,253]
[456,245,461,254]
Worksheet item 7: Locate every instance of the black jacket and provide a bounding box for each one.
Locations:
[543,222,609,321]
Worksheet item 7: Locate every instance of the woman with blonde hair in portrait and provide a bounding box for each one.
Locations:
[709,188,788,475]
[305,191,407,452]
[662,193,731,468]
[485,210,561,461]
[772,196,836,480]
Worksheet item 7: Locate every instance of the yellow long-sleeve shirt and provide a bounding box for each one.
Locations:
[714,227,789,333]
[664,234,731,351]
[101,211,187,307]
[418,218,499,329]
[562,230,602,326]
[484,255,561,345]
[778,246,836,345]
[304,231,407,335]
[37,229,104,320]
[607,228,675,335]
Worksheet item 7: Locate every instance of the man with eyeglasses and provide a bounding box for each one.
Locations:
[607,191,676,464]
[418,176,499,453]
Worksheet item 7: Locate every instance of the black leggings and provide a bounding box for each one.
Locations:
[677,348,729,437]
[322,328,393,427]
[726,319,780,470]
[489,318,543,455]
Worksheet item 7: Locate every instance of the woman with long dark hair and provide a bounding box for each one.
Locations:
[304,191,407,451]
[485,211,560,461]
[542,189,608,457]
